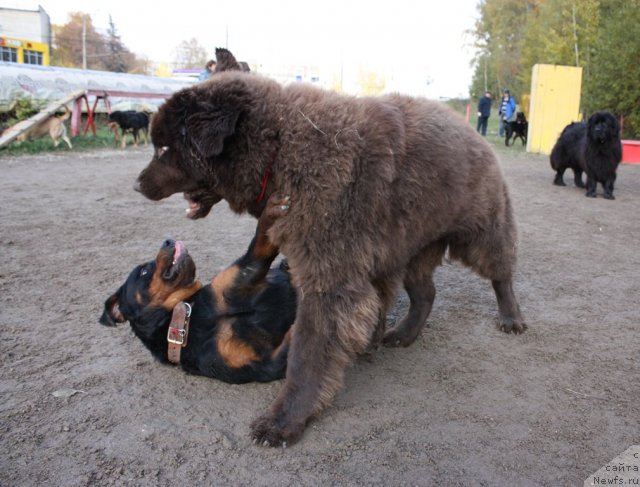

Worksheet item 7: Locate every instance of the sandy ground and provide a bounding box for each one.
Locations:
[0,145,638,486]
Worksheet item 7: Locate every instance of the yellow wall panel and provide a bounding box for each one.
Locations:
[527,64,582,155]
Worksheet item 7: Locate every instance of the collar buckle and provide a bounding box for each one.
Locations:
[167,302,192,363]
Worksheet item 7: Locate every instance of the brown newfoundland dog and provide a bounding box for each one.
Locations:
[135,71,526,446]
[550,111,622,199]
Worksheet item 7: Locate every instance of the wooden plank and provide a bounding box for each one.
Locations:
[0,90,85,148]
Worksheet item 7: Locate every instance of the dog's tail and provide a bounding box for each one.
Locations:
[57,105,71,121]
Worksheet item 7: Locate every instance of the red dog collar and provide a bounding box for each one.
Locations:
[167,302,192,364]
[256,145,279,203]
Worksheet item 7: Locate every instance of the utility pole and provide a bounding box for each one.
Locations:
[572,3,579,66]
[82,15,87,69]
[483,56,488,93]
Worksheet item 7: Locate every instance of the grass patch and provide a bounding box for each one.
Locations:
[2,105,532,158]
[1,115,121,156]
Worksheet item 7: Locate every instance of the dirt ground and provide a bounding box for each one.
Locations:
[1,144,638,486]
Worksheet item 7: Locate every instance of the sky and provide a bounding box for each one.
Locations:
[5,0,480,98]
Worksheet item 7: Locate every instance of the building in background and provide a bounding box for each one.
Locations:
[0,5,51,65]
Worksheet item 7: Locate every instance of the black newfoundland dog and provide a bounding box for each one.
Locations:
[550,111,622,199]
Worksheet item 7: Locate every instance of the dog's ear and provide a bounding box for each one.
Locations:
[214,47,242,73]
[185,102,242,158]
[100,292,125,327]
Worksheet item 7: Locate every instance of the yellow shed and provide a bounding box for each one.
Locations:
[527,64,582,155]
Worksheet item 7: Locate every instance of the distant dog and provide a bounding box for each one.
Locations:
[108,111,150,149]
[5,106,72,148]
[100,194,296,383]
[505,112,528,146]
[550,111,622,199]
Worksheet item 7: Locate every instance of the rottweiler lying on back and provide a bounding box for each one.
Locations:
[100,195,296,383]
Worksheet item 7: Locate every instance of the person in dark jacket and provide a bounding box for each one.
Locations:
[476,91,492,136]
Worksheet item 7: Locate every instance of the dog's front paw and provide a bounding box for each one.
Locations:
[250,410,304,448]
[382,326,420,348]
[265,194,291,220]
[498,317,527,334]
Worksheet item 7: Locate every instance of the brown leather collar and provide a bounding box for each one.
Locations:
[167,301,192,364]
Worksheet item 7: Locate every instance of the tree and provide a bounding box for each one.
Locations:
[104,15,137,73]
[52,12,150,74]
[173,38,208,69]
[584,0,640,137]
[52,13,106,69]
[471,0,537,98]
[518,0,599,93]
[470,0,640,137]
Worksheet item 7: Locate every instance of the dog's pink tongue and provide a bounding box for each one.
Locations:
[173,240,185,265]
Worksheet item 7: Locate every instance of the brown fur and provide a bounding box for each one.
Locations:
[135,71,526,446]
[7,107,72,148]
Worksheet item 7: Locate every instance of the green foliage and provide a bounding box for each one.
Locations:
[471,0,640,137]
[1,119,126,155]
[444,98,472,116]
[472,0,537,98]
[4,96,41,125]
[104,15,135,73]
[518,0,599,93]
[583,0,640,138]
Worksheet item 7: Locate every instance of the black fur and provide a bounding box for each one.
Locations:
[505,112,528,146]
[550,111,622,199]
[108,110,150,147]
[100,219,296,383]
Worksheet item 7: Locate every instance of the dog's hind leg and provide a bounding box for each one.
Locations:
[553,167,567,186]
[383,241,446,347]
[449,201,526,334]
[603,177,616,200]
[60,125,72,149]
[585,176,597,197]
[368,276,398,351]
[573,169,585,188]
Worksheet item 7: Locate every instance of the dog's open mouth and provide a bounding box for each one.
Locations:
[183,191,222,220]
[184,194,202,219]
[159,239,196,282]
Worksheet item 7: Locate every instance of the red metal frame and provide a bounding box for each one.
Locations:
[70,90,172,137]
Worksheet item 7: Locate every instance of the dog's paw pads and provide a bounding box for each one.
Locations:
[498,319,527,334]
[250,413,302,447]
